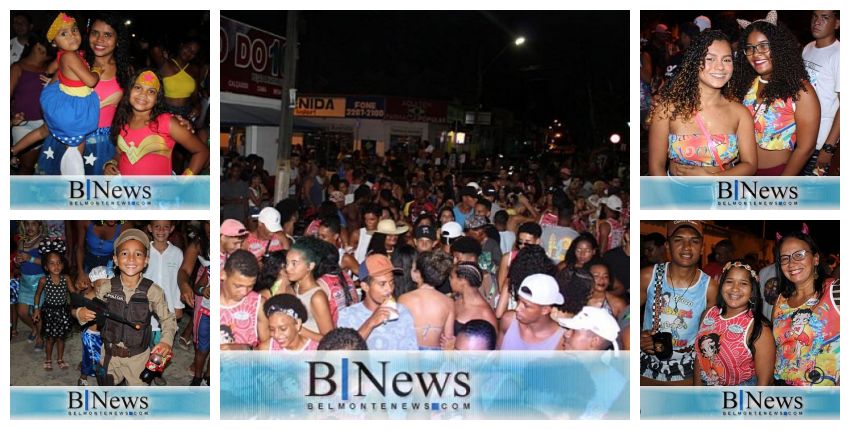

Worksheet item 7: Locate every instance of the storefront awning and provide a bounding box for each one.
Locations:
[221,92,282,126]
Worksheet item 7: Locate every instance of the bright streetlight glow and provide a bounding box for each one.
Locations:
[125,20,132,26]
[514,37,526,46]
[609,133,621,144]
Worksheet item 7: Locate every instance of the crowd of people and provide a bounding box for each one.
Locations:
[220,144,630,352]
[641,10,839,176]
[639,221,839,386]
[10,11,210,176]
[11,220,211,386]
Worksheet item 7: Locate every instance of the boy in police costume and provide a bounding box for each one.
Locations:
[74,229,176,386]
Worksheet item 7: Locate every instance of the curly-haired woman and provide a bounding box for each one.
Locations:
[730,12,821,176]
[649,30,757,176]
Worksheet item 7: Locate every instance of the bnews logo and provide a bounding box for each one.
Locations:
[722,390,803,411]
[717,180,799,201]
[69,179,152,200]
[68,389,150,411]
[307,358,471,400]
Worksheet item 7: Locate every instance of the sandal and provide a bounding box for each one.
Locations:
[179,336,192,350]
[11,329,18,339]
[43,360,53,371]
[57,360,69,370]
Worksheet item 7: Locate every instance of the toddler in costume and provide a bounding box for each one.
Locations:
[39,13,101,175]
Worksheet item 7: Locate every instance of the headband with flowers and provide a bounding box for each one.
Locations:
[266,305,301,322]
[722,261,759,282]
[47,13,76,43]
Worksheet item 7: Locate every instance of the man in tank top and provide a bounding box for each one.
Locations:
[497,274,565,350]
[639,221,718,385]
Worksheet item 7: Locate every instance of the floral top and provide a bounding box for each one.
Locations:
[742,78,797,151]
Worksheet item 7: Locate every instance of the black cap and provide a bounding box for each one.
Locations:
[415,225,436,240]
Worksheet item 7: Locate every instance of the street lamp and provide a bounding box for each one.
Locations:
[477,35,527,108]
[609,133,621,144]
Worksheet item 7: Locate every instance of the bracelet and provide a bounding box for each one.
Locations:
[182,168,195,176]
[196,284,206,295]
[103,159,118,169]
[823,143,837,155]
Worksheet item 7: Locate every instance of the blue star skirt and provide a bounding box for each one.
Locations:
[80,329,103,377]
[39,81,99,148]
[36,127,115,175]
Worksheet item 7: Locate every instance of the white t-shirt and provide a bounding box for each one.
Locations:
[803,40,840,149]
[145,241,184,331]
[10,37,25,64]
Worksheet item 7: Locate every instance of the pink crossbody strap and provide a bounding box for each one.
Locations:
[694,112,726,171]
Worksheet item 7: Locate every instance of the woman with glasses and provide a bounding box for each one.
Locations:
[772,230,839,385]
[731,13,821,176]
[648,30,757,176]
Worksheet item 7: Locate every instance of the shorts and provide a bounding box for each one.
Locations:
[10,279,20,305]
[196,314,210,353]
[81,330,103,377]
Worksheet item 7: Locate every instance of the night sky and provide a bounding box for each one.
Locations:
[712,220,839,254]
[223,11,628,146]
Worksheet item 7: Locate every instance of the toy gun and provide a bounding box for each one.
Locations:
[70,293,142,330]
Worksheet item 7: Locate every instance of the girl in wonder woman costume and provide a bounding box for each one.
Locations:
[104,69,208,175]
[15,13,101,175]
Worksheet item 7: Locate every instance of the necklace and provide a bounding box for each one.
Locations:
[669,269,699,313]
[758,76,770,84]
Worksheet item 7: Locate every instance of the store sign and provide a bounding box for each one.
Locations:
[220,17,285,98]
[294,96,347,118]
[345,96,386,118]
[385,97,448,123]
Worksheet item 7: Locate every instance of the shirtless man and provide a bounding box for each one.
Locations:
[398,251,455,350]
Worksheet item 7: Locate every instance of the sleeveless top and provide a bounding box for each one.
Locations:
[20,247,43,276]
[244,232,285,261]
[597,218,625,253]
[117,113,176,175]
[319,272,359,324]
[43,275,69,306]
[12,68,44,120]
[354,227,373,263]
[56,51,90,91]
[269,338,317,352]
[162,59,196,99]
[94,78,122,128]
[86,224,121,257]
[500,317,565,350]
[696,306,756,386]
[742,78,797,151]
[668,133,739,166]
[296,286,322,334]
[640,263,710,382]
[221,290,261,348]
[772,279,840,386]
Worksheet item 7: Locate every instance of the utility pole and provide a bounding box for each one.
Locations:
[274,11,299,204]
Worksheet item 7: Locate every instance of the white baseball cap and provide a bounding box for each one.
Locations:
[558,306,621,350]
[694,15,711,32]
[601,195,623,212]
[258,207,283,232]
[518,274,564,306]
[440,221,463,239]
